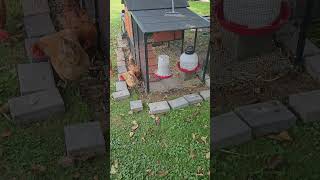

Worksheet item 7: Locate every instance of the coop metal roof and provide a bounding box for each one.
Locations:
[131,8,210,33]
[124,0,189,11]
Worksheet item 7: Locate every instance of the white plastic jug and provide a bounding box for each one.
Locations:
[155,55,172,78]
[180,46,198,71]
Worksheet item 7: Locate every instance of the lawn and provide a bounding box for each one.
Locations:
[110,0,210,179]
[0,0,107,179]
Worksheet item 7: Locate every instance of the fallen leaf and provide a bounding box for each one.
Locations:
[93,175,99,180]
[192,133,197,140]
[201,136,208,144]
[150,115,156,119]
[73,172,81,179]
[146,169,154,176]
[129,132,134,138]
[31,164,46,173]
[157,170,168,177]
[141,136,146,142]
[1,129,12,138]
[268,131,292,142]
[128,111,133,115]
[196,166,204,176]
[196,103,201,107]
[58,156,74,168]
[205,152,210,159]
[190,149,196,159]
[110,165,117,174]
[155,116,160,126]
[267,155,285,170]
[114,160,119,169]
[131,121,139,131]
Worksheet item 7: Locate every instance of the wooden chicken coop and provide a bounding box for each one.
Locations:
[121,0,210,93]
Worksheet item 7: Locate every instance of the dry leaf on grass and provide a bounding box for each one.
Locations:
[150,115,156,119]
[58,156,74,168]
[93,175,99,180]
[190,149,196,159]
[267,155,285,170]
[155,116,161,126]
[192,133,197,140]
[31,164,46,173]
[131,121,139,131]
[110,165,117,175]
[196,167,204,176]
[201,136,208,144]
[1,129,12,138]
[129,132,134,138]
[157,170,168,177]
[268,131,292,142]
[128,111,133,115]
[146,169,154,176]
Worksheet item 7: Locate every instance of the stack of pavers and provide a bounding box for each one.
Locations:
[148,90,210,114]
[8,62,65,125]
[22,0,56,63]
[17,0,106,157]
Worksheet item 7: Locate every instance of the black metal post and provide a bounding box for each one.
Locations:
[194,29,198,51]
[181,30,185,54]
[202,41,211,82]
[144,33,150,93]
[295,0,315,65]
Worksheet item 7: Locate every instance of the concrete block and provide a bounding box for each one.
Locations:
[148,101,170,114]
[200,90,210,101]
[8,88,65,125]
[305,55,320,81]
[112,89,130,101]
[235,101,297,137]
[64,121,105,157]
[289,90,320,123]
[212,112,252,150]
[17,62,56,95]
[22,0,50,17]
[115,81,127,92]
[168,97,189,110]
[130,100,143,112]
[184,93,203,105]
[24,13,55,38]
[25,38,49,62]
[117,65,127,74]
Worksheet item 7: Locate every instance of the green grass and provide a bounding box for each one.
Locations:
[110,0,210,179]
[0,0,107,179]
[189,1,210,16]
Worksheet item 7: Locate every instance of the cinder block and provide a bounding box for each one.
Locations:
[130,100,143,112]
[8,88,65,125]
[212,112,252,150]
[22,0,50,17]
[64,121,105,157]
[149,101,170,114]
[184,93,203,105]
[168,97,189,110]
[305,55,320,81]
[115,81,127,92]
[235,101,297,137]
[112,89,130,101]
[289,90,320,123]
[117,65,127,74]
[17,62,56,95]
[24,13,55,38]
[200,90,210,101]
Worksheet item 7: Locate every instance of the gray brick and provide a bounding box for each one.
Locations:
[130,100,143,112]
[64,121,105,157]
[25,38,49,62]
[212,112,252,150]
[235,101,297,137]
[24,13,55,38]
[200,90,210,101]
[168,97,189,110]
[17,62,56,95]
[305,55,320,81]
[184,93,203,105]
[117,65,127,74]
[115,81,127,92]
[289,90,320,123]
[149,101,170,114]
[22,0,50,17]
[112,89,130,101]
[8,88,65,125]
